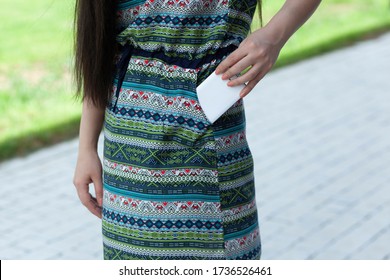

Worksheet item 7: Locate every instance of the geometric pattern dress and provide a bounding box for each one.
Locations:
[102,0,261,260]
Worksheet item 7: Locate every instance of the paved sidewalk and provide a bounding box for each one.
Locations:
[1,32,390,260]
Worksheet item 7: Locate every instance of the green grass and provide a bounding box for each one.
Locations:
[0,0,80,160]
[257,0,390,67]
[1,0,390,162]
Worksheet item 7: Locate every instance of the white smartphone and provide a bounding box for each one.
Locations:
[196,71,246,124]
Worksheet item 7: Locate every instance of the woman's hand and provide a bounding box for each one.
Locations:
[215,27,283,98]
[73,150,103,219]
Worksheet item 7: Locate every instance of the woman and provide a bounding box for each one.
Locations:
[73,0,321,260]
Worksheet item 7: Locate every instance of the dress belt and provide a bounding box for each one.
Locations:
[111,43,134,113]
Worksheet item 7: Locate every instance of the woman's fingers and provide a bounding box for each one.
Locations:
[215,48,247,76]
[227,63,261,87]
[92,174,103,208]
[229,54,273,89]
[87,197,103,219]
[80,189,102,218]
[74,180,102,219]
[221,55,253,82]
[217,46,270,85]
[73,151,104,219]
[239,69,267,98]
[214,29,282,99]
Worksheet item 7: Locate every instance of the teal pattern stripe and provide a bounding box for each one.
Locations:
[102,0,261,260]
[104,183,221,202]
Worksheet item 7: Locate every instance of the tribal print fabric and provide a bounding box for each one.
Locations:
[102,0,261,260]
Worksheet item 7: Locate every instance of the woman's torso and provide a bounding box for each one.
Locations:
[115,0,258,83]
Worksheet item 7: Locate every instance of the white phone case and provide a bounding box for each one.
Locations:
[196,71,245,123]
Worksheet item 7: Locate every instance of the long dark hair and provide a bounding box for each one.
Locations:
[73,0,117,110]
[73,0,262,110]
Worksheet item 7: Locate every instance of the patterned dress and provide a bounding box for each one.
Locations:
[102,0,261,260]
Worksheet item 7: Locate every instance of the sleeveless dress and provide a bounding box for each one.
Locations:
[102,0,261,260]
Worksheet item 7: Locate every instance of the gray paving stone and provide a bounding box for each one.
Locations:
[346,224,390,260]
[0,247,25,260]
[245,32,390,260]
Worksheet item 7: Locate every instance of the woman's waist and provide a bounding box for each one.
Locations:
[117,42,237,70]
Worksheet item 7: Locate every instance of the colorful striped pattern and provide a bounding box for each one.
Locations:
[102,0,261,260]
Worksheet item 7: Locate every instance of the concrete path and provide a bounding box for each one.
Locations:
[1,32,389,260]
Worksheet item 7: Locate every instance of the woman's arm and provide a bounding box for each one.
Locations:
[73,99,105,218]
[215,0,322,98]
[78,99,105,152]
